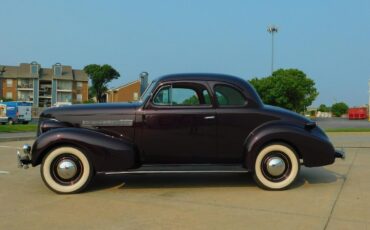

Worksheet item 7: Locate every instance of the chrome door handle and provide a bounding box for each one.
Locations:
[204,116,215,120]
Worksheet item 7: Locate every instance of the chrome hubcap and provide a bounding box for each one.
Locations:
[56,159,78,180]
[266,157,286,177]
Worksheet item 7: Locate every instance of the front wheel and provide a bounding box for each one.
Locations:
[41,146,93,194]
[253,143,300,190]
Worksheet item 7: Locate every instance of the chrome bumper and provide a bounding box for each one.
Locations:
[335,149,345,160]
[17,144,32,169]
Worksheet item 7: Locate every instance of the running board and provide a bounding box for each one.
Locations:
[98,164,248,175]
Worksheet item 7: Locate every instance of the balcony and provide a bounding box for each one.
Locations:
[17,82,33,90]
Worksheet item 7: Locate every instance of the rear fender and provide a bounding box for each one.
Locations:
[244,121,335,171]
[31,128,138,172]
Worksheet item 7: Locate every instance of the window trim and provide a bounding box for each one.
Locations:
[213,83,248,108]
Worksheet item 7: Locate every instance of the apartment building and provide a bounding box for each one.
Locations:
[0,62,88,107]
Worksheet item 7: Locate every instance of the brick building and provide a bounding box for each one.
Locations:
[0,62,88,107]
[106,72,148,102]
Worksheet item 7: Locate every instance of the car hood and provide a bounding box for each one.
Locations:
[40,102,141,126]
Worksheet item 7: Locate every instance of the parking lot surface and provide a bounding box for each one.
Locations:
[1,133,370,230]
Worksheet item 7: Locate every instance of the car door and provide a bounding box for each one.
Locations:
[139,81,218,164]
[211,83,258,163]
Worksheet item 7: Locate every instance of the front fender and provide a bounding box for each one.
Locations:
[244,121,335,171]
[31,128,139,172]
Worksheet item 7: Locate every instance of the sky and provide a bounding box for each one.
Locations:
[0,0,369,107]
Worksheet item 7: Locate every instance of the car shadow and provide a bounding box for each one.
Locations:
[291,167,344,189]
[86,173,254,192]
[86,166,344,192]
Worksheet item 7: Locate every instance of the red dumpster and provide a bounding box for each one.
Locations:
[348,107,368,120]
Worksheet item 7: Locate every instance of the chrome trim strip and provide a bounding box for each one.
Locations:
[82,119,134,127]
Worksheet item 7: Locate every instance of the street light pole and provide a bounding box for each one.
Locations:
[267,25,278,75]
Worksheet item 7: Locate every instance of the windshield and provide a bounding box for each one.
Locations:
[139,80,156,103]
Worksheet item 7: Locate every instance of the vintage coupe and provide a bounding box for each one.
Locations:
[17,73,344,194]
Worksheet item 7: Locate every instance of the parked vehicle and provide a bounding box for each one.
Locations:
[0,103,8,124]
[348,107,368,120]
[3,101,32,124]
[17,73,345,194]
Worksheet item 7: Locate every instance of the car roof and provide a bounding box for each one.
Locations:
[155,73,248,85]
[154,73,263,107]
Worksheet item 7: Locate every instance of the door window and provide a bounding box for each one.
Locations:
[153,84,211,106]
[214,85,246,106]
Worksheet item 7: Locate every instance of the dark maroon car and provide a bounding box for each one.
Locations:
[17,73,344,193]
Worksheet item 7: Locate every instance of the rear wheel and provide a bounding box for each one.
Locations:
[41,146,93,194]
[253,143,300,190]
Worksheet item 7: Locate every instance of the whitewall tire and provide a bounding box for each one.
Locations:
[253,143,300,190]
[41,146,93,194]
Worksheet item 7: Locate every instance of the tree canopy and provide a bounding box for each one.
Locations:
[84,64,120,103]
[331,102,349,117]
[318,104,331,112]
[249,69,318,112]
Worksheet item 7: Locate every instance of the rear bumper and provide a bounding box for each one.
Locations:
[334,149,345,160]
[16,144,32,169]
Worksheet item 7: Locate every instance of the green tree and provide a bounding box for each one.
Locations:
[318,104,330,112]
[249,69,318,112]
[88,86,96,100]
[84,64,120,103]
[331,102,348,117]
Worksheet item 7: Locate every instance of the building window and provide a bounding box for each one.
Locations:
[57,80,72,91]
[76,94,82,102]
[6,92,12,99]
[133,92,138,101]
[76,82,83,88]
[6,79,13,87]
[54,63,62,77]
[57,92,72,102]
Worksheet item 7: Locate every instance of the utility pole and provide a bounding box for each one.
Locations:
[267,25,278,75]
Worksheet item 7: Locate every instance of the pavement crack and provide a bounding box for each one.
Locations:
[323,149,358,230]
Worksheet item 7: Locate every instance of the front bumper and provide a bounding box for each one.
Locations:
[17,144,32,169]
[334,149,346,160]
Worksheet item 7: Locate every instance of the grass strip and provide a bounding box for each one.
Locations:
[0,124,37,133]
[325,128,370,132]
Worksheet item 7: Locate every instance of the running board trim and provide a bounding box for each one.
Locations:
[100,170,249,175]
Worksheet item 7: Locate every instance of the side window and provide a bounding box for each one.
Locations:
[214,85,246,106]
[153,83,212,106]
[172,88,199,105]
[153,86,171,105]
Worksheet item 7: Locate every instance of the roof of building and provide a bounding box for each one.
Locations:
[0,65,19,78]
[0,63,88,81]
[73,70,88,82]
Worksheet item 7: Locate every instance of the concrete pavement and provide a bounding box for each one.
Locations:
[0,134,369,229]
